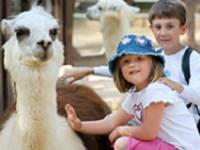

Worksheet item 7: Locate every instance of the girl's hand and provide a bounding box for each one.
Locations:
[109,126,130,143]
[158,77,183,93]
[65,104,82,131]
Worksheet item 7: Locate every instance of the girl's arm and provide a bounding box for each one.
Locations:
[65,104,133,135]
[109,102,165,142]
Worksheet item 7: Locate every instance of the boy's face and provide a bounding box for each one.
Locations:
[150,17,187,54]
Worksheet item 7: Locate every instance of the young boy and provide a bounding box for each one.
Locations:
[148,0,200,130]
[61,0,200,131]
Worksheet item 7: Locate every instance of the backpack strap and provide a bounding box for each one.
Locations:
[197,118,200,133]
[181,48,200,132]
[182,48,200,114]
[181,47,193,108]
[181,47,193,84]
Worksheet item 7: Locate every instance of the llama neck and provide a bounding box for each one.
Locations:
[101,11,130,58]
[16,80,57,117]
[16,71,57,119]
[13,67,59,150]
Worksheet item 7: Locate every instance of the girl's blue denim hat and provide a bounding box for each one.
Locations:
[108,34,165,74]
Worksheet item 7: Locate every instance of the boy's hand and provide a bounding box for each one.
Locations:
[59,67,94,84]
[159,77,183,93]
[65,104,82,131]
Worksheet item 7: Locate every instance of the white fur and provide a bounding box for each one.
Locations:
[0,6,85,150]
[86,0,140,59]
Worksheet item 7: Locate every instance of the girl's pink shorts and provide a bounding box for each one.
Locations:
[126,137,178,150]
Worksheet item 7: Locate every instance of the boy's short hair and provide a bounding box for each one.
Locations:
[113,56,164,93]
[148,0,187,26]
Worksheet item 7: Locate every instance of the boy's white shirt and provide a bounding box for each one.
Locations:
[122,82,200,150]
[164,47,200,122]
[93,66,112,77]
[93,47,200,122]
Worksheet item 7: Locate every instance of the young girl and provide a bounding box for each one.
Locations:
[65,34,200,150]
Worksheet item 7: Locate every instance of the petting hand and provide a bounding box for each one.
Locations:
[158,77,184,93]
[65,104,82,131]
[59,67,94,84]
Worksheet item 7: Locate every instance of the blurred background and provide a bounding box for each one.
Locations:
[1,0,200,114]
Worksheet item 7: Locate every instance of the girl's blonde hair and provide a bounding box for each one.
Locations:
[113,56,164,93]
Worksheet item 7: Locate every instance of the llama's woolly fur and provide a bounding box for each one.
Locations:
[0,6,85,150]
[86,0,140,59]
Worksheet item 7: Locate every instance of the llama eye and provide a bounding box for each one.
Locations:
[98,6,103,11]
[110,6,118,11]
[49,28,58,40]
[15,27,30,40]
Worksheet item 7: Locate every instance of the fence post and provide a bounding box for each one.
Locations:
[0,49,4,115]
[0,0,7,115]
[63,0,77,65]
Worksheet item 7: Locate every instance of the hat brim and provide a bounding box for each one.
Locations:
[108,49,164,74]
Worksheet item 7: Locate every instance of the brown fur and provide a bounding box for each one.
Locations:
[0,83,113,150]
[0,102,16,130]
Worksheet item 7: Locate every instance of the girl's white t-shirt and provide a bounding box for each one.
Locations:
[122,82,200,150]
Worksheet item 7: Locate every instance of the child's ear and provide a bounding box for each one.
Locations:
[180,24,187,35]
[149,24,152,30]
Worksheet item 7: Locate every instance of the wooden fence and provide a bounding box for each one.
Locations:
[0,0,9,115]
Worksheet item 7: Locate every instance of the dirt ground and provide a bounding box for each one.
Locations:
[71,13,200,110]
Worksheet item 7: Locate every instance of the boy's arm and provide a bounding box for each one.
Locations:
[159,77,200,105]
[93,66,112,77]
[159,51,200,106]
[59,66,94,84]
[158,77,183,93]
[180,52,200,105]
[59,65,111,84]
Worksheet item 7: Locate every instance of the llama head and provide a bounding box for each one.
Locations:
[86,0,140,21]
[1,6,64,74]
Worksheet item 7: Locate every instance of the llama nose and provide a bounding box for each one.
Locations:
[37,40,52,51]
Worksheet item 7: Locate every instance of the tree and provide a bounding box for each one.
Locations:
[181,0,199,51]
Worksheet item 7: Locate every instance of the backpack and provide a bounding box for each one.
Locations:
[181,47,200,133]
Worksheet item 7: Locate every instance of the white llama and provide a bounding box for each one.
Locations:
[0,6,86,150]
[86,0,140,59]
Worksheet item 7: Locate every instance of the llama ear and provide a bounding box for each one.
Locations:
[126,5,140,21]
[31,0,52,14]
[31,0,42,7]
[128,6,140,14]
[0,19,14,40]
